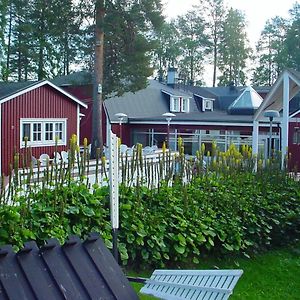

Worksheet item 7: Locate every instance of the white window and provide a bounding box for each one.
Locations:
[20,119,67,147]
[181,98,190,113]
[170,97,180,112]
[293,128,300,144]
[202,98,214,111]
[170,97,190,113]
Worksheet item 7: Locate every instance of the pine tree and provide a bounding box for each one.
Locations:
[218,8,250,86]
[199,0,225,86]
[285,3,300,70]
[175,9,210,84]
[252,17,288,86]
[152,21,181,80]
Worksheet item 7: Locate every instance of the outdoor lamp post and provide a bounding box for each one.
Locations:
[114,112,127,142]
[162,112,176,148]
[264,110,280,158]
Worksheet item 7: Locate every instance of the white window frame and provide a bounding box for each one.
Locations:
[20,118,67,148]
[181,97,190,113]
[170,97,180,112]
[202,98,214,111]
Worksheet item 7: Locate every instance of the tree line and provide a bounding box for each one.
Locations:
[0,0,300,93]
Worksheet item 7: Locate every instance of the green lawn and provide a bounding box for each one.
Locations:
[129,243,300,299]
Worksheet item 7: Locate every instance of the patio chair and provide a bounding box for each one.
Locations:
[61,150,69,163]
[53,152,61,164]
[138,269,243,300]
[39,154,50,166]
[152,145,158,152]
[143,146,155,155]
[120,144,128,155]
[31,156,38,167]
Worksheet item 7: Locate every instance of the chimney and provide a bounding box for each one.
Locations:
[228,81,236,92]
[167,67,178,88]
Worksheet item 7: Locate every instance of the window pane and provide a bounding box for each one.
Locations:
[45,123,54,141]
[182,98,187,111]
[54,122,63,140]
[22,124,31,141]
[32,123,42,141]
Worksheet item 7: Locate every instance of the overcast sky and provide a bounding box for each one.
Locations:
[163,0,297,46]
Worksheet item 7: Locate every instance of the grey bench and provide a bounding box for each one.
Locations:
[140,269,243,300]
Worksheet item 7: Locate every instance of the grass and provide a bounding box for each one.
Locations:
[128,243,300,299]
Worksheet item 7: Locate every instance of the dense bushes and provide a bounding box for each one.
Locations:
[0,171,299,267]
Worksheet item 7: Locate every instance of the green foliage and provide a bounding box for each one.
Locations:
[0,182,111,249]
[218,8,251,86]
[1,169,299,268]
[252,17,288,86]
[0,141,299,269]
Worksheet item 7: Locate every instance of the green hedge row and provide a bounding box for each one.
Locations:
[0,172,299,267]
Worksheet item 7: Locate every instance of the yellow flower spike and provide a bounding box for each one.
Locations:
[83,138,88,147]
[162,141,166,154]
[76,145,80,153]
[178,136,183,149]
[212,141,216,152]
[207,151,210,157]
[180,146,184,156]
[101,156,106,164]
[212,160,217,169]
[201,143,205,153]
[72,134,77,144]
[247,151,252,159]
[118,138,121,147]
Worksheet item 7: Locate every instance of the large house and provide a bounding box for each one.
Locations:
[1,69,299,174]
[104,69,300,169]
[0,80,87,175]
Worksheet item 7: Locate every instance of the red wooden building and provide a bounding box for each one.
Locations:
[0,80,87,175]
[52,70,300,170]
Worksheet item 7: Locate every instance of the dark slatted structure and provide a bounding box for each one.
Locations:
[0,233,139,300]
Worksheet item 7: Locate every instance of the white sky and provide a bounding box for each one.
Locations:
[163,0,297,46]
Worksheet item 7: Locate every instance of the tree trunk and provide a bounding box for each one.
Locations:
[5,3,13,81]
[91,0,105,157]
[212,25,217,87]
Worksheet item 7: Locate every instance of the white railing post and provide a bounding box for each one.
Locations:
[109,130,119,261]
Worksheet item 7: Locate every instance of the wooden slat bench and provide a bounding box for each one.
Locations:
[140,269,243,300]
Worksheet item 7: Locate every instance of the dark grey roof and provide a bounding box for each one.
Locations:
[105,80,195,122]
[0,233,138,300]
[0,81,37,100]
[104,80,255,124]
[51,71,92,86]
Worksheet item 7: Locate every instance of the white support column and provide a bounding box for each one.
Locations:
[252,120,259,171]
[252,121,259,156]
[174,129,178,151]
[281,73,289,168]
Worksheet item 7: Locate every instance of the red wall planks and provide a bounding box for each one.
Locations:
[1,85,78,175]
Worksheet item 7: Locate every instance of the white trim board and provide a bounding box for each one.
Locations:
[115,120,272,127]
[19,118,67,148]
[0,80,87,108]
